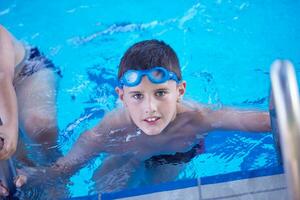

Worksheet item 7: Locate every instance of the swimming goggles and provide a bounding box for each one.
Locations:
[119,67,180,87]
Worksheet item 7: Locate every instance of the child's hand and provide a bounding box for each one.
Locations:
[0,127,18,160]
[0,166,52,197]
[0,169,27,197]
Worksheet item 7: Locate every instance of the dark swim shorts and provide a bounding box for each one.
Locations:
[16,47,62,79]
[145,139,205,168]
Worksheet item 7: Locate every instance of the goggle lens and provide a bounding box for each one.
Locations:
[124,71,139,84]
[150,68,166,83]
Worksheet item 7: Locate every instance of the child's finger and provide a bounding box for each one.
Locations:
[0,149,10,160]
[0,185,9,197]
[0,137,12,160]
[14,175,27,188]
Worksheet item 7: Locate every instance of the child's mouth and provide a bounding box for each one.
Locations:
[144,117,160,125]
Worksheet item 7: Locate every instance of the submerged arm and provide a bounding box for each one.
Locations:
[92,154,141,192]
[54,109,132,176]
[54,125,109,176]
[15,127,107,188]
[12,110,133,191]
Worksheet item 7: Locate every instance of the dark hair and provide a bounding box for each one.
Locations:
[118,40,182,80]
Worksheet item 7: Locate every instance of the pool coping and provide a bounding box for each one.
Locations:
[68,165,284,200]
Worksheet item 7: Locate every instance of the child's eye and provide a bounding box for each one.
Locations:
[132,93,143,100]
[155,90,167,97]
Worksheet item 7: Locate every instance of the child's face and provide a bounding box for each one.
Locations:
[116,77,186,136]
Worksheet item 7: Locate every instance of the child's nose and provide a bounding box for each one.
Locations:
[144,97,157,114]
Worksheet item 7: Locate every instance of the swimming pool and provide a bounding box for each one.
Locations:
[1,0,300,199]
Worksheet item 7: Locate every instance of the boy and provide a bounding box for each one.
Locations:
[0,25,61,164]
[1,39,270,195]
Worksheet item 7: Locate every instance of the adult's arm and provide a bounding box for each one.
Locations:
[0,25,19,159]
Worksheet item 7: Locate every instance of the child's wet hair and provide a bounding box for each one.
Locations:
[118,40,182,80]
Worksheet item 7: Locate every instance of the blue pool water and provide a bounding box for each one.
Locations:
[1,0,300,198]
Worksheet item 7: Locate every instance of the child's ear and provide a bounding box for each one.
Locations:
[115,87,124,101]
[177,81,186,99]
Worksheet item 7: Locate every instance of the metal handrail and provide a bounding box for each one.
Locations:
[270,60,300,200]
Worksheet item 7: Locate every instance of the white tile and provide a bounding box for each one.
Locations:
[201,174,287,199]
[206,188,287,200]
[118,186,200,200]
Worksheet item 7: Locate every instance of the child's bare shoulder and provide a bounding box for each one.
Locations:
[177,100,217,128]
[179,100,212,114]
[94,107,132,133]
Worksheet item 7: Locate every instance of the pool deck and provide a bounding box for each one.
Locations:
[102,174,287,200]
[69,166,287,200]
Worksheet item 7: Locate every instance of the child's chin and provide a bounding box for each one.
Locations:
[142,128,162,136]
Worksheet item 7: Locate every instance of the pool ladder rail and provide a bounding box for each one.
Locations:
[270,60,300,200]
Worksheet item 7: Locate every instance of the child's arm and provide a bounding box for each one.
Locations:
[54,108,132,175]
[202,107,271,132]
[92,155,141,192]
[4,126,109,190]
[0,109,133,194]
[53,129,105,175]
[0,25,19,159]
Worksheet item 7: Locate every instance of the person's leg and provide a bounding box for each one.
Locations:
[15,68,60,164]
